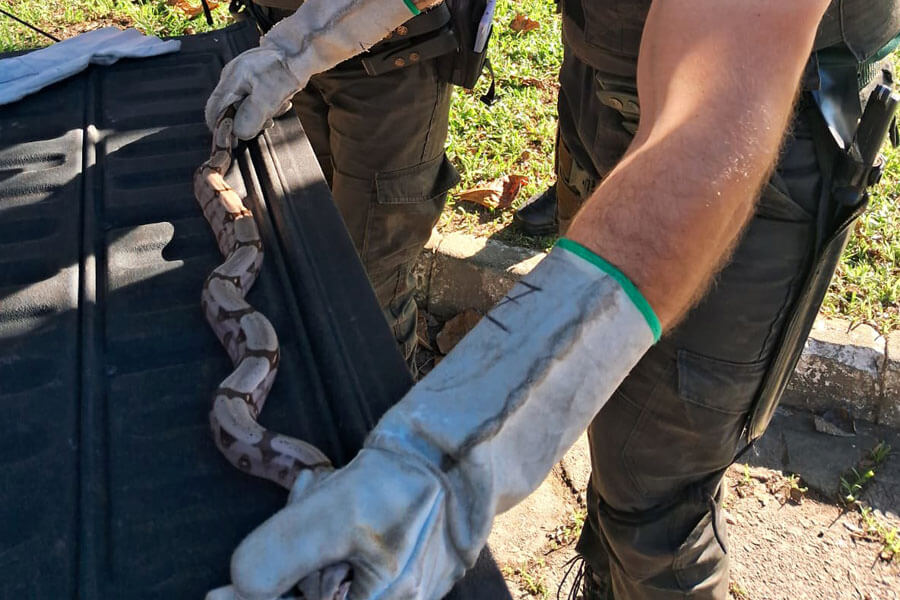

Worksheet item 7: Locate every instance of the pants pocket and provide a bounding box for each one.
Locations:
[676,349,767,446]
[620,349,766,500]
[367,153,459,269]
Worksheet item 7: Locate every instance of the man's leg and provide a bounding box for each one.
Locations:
[295,59,457,362]
[251,0,457,362]
[565,49,827,596]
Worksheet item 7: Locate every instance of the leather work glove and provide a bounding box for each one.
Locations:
[209,240,661,600]
[205,0,434,140]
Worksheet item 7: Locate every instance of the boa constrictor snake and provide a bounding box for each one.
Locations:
[194,108,351,600]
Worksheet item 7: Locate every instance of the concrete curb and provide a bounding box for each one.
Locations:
[415,230,900,428]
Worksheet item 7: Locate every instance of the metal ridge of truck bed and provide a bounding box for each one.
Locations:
[0,22,509,599]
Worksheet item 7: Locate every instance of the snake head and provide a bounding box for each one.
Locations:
[296,563,352,600]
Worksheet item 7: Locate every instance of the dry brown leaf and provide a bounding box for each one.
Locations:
[515,76,553,90]
[498,174,528,208]
[455,184,501,208]
[509,13,540,34]
[168,0,219,19]
[436,309,482,355]
[456,174,528,210]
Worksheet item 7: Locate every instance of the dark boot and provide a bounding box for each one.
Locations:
[513,184,558,236]
[580,563,611,600]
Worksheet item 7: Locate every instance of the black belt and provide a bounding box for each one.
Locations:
[235,0,457,77]
[360,3,457,76]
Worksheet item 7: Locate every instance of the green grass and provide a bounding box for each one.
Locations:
[822,144,900,331]
[441,0,561,250]
[0,0,230,52]
[1,0,899,331]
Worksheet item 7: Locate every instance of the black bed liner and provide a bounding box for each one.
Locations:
[0,22,509,599]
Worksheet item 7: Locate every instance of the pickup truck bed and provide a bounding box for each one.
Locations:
[0,22,509,599]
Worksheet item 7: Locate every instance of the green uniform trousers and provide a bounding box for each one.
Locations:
[258,5,459,362]
[557,44,837,598]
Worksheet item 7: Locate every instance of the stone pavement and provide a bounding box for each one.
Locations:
[749,405,900,520]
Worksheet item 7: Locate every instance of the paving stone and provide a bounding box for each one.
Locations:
[418,231,543,318]
[783,318,886,423]
[747,408,900,518]
[882,331,900,427]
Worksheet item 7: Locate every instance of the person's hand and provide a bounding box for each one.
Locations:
[218,447,468,600]
[204,46,301,140]
[204,0,421,140]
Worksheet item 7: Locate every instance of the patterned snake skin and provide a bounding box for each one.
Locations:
[195,108,351,599]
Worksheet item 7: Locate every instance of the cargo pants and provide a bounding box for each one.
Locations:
[257,5,459,362]
[557,45,839,597]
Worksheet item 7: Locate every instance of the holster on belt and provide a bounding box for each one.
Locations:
[556,72,640,234]
[556,133,598,234]
[744,75,899,442]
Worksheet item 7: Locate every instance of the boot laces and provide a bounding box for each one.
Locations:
[557,555,586,600]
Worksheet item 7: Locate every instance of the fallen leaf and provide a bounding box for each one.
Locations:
[498,174,528,208]
[515,76,553,90]
[455,184,500,208]
[168,0,219,18]
[456,174,528,210]
[509,13,540,33]
[436,309,482,354]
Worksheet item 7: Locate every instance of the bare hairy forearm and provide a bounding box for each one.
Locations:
[412,0,444,9]
[566,0,831,329]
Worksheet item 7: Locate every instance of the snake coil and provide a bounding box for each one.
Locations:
[194,109,351,599]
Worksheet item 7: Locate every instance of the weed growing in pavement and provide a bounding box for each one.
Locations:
[857,507,900,563]
[546,508,587,552]
[869,440,892,465]
[730,464,756,502]
[728,581,751,600]
[838,441,897,562]
[503,562,548,598]
[785,473,808,505]
[841,441,892,506]
[841,467,876,506]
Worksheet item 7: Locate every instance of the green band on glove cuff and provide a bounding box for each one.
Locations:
[402,0,421,15]
[556,238,662,343]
